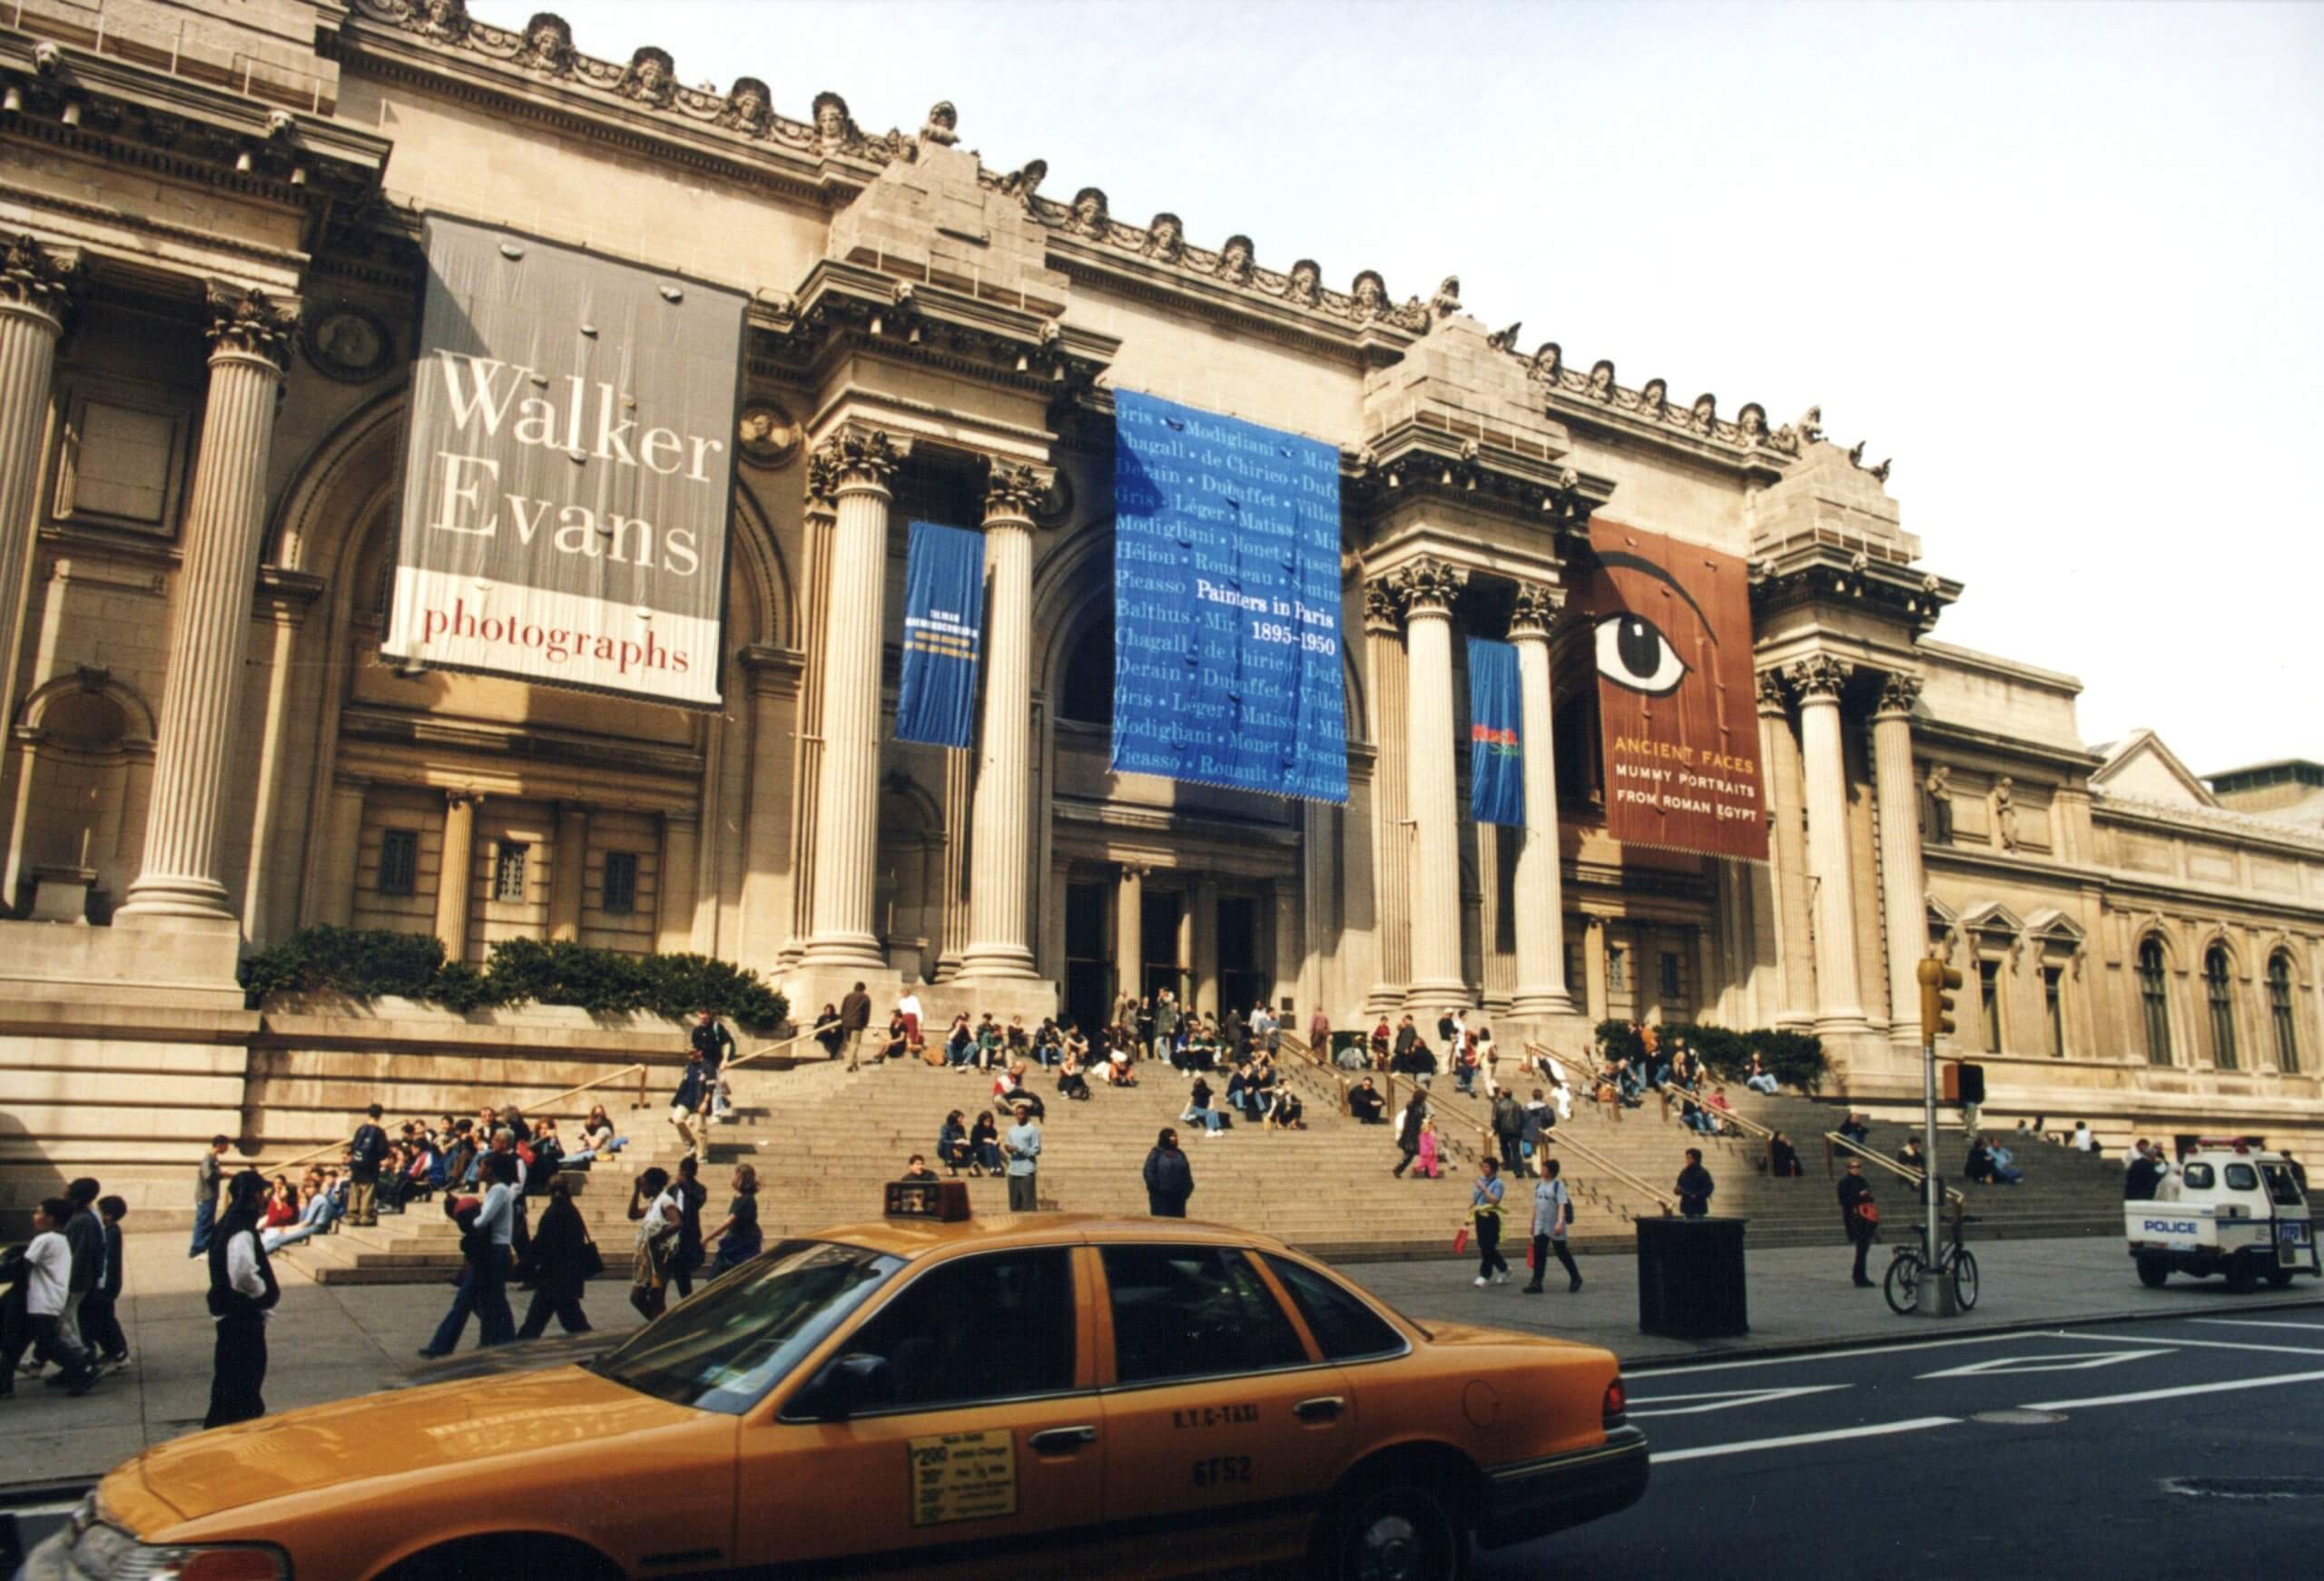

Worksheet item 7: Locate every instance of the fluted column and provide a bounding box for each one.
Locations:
[958,461,1048,980]
[1401,558,1469,1012]
[117,285,299,925]
[1508,584,1575,1016]
[1363,581,1411,1015]
[548,801,590,941]
[0,237,78,761]
[1115,863,1146,1007]
[1787,655,1868,1031]
[1758,672,1814,1026]
[803,429,906,967]
[1873,673,1929,1047]
[434,790,478,961]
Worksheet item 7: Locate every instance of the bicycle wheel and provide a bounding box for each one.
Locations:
[1884,1250,1923,1315]
[1951,1248,1980,1311]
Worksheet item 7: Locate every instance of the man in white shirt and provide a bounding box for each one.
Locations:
[2073,1121,2095,1153]
[897,989,924,1048]
[203,1170,278,1425]
[1522,1160,1583,1294]
[2,1198,97,1396]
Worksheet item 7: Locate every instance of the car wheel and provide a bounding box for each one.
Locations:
[2226,1253,2260,1294]
[2135,1254,2170,1289]
[1323,1478,1464,1581]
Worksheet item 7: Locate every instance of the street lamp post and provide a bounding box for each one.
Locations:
[1916,956,1964,1318]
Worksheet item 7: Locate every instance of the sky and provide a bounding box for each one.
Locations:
[535,0,2324,775]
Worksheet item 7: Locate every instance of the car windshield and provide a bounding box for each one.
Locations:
[590,1240,902,1414]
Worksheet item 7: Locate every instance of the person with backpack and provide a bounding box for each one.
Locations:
[1524,1158,1583,1294]
[203,1172,277,1424]
[347,1104,389,1227]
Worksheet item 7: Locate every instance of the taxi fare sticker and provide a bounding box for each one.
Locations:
[908,1429,1019,1527]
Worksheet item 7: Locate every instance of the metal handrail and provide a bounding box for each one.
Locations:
[1541,1127,1679,1215]
[268,1059,647,1173]
[1826,1130,1965,1206]
[1650,1076,1777,1143]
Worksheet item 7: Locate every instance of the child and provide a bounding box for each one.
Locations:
[0,1198,96,1396]
[78,1197,130,1370]
[1417,1117,1442,1179]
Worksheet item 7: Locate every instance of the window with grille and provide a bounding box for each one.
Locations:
[2138,939,2172,1065]
[493,841,529,904]
[2204,947,2238,1071]
[1659,952,1681,999]
[1978,958,2002,1053]
[2042,966,2064,1058]
[2268,954,2299,1073]
[1608,947,1628,992]
[379,830,418,897]
[604,851,639,915]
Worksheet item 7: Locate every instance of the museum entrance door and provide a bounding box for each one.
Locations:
[1064,880,1111,1036]
[1141,889,1186,1005]
[1218,894,1265,1016]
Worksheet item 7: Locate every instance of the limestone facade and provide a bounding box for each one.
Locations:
[0,0,2317,1216]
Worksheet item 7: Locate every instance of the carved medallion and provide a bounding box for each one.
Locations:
[300,300,392,383]
[735,400,801,469]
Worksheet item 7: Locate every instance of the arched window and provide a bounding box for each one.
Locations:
[2137,938,2171,1065]
[1059,614,1113,728]
[2204,945,2239,1071]
[2269,953,2300,1074]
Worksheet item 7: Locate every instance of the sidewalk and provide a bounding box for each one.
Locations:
[5,1228,2317,1491]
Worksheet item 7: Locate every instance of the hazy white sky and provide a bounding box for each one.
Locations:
[536,0,2323,775]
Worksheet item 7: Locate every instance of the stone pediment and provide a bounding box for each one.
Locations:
[2092,728,2218,810]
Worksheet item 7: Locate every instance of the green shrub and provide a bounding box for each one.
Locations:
[1595,1020,1827,1094]
[1593,1018,1646,1065]
[237,927,445,1002]
[1751,1028,1828,1095]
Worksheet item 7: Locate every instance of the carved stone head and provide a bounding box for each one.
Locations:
[1287,260,1320,305]
[1589,359,1615,398]
[1070,186,1108,236]
[1738,402,1768,442]
[1352,270,1386,317]
[1691,392,1716,431]
[921,100,959,145]
[1530,341,1561,382]
[1144,212,1184,261]
[812,91,852,146]
[1218,235,1254,284]
[1430,275,1462,318]
[1640,378,1667,417]
[624,46,675,104]
[1007,159,1048,202]
[722,76,771,134]
[519,12,573,74]
[418,0,468,41]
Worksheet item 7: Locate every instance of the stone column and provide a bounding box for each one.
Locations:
[1191,875,1219,1016]
[548,801,590,941]
[239,570,321,944]
[117,286,300,926]
[1758,672,1815,1026]
[1787,655,1869,1032]
[1872,673,1929,1048]
[1583,915,1610,1021]
[0,237,78,751]
[1507,584,1575,1016]
[1401,558,1469,1013]
[802,429,905,968]
[958,463,1047,980]
[1115,862,1146,1007]
[435,789,478,961]
[314,777,366,929]
[657,811,699,953]
[1363,582,1411,1015]
[783,474,841,965]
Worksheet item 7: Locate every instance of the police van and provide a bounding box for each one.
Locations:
[2127,1142,2316,1291]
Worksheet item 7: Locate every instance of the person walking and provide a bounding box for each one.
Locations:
[202,1171,277,1426]
[670,1155,709,1301]
[1524,1159,1583,1294]
[1470,1157,1510,1286]
[81,1196,131,1370]
[1002,1105,1042,1213]
[1492,1090,1524,1179]
[190,1134,231,1258]
[1143,1128,1194,1217]
[1838,1158,1879,1287]
[347,1104,389,1227]
[1155,990,1179,1064]
[704,1163,763,1275]
[670,1055,708,1159]
[692,1007,736,1115]
[1676,1148,1715,1218]
[1393,1093,1428,1178]
[0,1198,98,1399]
[841,980,874,1070]
[515,1176,596,1339]
[628,1166,680,1321]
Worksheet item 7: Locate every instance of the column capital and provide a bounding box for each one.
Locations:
[1755,668,1791,717]
[443,786,484,811]
[205,282,300,370]
[1396,557,1468,617]
[811,427,906,501]
[1784,654,1853,702]
[1118,860,1151,882]
[0,233,84,330]
[1874,670,1924,719]
[1507,582,1567,641]
[983,458,1052,525]
[1363,577,1407,634]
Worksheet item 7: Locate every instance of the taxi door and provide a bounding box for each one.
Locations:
[734,1244,1103,1576]
[1085,1241,1354,1576]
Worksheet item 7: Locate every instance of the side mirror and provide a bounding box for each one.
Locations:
[798,1352,892,1421]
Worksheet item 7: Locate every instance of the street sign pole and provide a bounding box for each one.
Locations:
[1915,957,1961,1318]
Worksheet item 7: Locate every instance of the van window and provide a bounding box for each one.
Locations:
[2181,1163,2215,1191]
[2260,1164,2306,1208]
[2224,1163,2260,1193]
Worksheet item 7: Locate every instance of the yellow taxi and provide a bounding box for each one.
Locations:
[28,1184,1647,1581]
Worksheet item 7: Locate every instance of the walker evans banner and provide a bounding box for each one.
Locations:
[894,520,986,748]
[384,216,746,707]
[1110,389,1348,804]
[1581,518,1768,860]
[1467,636,1524,827]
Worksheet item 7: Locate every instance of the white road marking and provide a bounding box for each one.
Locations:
[1624,1331,2119,1380]
[1653,1416,1961,1464]
[1916,1348,2174,1380]
[2067,1331,2324,1358]
[1628,1384,1852,1419]
[2023,1367,2324,1411]
[2190,1318,2324,1332]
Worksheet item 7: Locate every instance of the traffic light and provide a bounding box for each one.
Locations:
[1916,957,1962,1044]
[1942,1061,1986,1105]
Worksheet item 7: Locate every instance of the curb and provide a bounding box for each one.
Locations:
[1618,1291,2324,1370]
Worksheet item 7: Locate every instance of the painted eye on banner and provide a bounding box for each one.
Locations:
[1594,613,1689,695]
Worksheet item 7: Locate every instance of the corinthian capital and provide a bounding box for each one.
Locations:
[205,284,300,368]
[1755,669,1790,716]
[1397,557,1468,616]
[1507,583,1566,641]
[1784,654,1854,702]
[1875,671,1925,717]
[1363,578,1407,634]
[812,427,904,496]
[983,459,1052,525]
[0,234,82,326]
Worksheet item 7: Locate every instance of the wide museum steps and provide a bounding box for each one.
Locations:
[281,1045,2126,1285]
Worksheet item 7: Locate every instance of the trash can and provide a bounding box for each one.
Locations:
[1637,1215,1749,1338]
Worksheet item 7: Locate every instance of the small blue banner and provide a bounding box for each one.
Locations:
[1110,389,1348,804]
[894,520,985,748]
[1468,636,1524,827]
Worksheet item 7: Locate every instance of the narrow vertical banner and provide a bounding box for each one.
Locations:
[1467,636,1524,827]
[894,520,986,749]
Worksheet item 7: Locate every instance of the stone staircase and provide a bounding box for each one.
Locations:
[280,1040,2126,1283]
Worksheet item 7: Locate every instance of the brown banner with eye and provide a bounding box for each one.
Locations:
[1580,518,1769,861]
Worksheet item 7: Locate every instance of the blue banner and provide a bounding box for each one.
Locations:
[894,520,985,748]
[1467,636,1524,826]
[1111,390,1348,803]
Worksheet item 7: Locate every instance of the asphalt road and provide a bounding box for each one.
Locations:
[1483,1311,2324,1578]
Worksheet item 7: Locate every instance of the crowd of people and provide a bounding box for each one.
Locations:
[1,1177,129,1399]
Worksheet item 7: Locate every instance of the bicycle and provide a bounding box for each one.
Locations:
[1884,1213,1981,1314]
